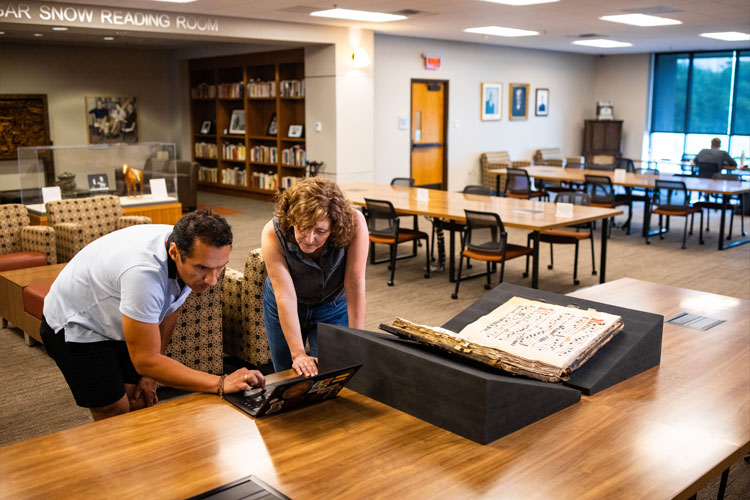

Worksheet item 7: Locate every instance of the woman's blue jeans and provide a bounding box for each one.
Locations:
[263,277,349,372]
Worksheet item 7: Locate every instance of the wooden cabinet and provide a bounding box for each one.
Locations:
[189,49,305,199]
[583,120,622,162]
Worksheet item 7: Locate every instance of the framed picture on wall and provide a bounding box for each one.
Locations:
[509,83,529,121]
[229,109,245,134]
[480,82,502,121]
[85,96,138,144]
[535,88,549,117]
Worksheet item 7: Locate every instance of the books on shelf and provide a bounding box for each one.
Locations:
[198,165,218,183]
[281,175,303,189]
[222,166,247,186]
[382,296,624,383]
[250,145,277,164]
[218,82,244,99]
[282,145,306,166]
[195,142,217,159]
[280,79,305,98]
[252,171,278,191]
[247,79,276,98]
[191,82,216,99]
[222,143,246,161]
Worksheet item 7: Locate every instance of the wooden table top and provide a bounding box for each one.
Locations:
[2,278,747,500]
[0,263,66,287]
[488,166,750,195]
[343,182,622,231]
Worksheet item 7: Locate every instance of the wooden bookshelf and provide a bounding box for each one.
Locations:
[189,49,306,198]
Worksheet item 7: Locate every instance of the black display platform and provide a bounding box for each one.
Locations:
[318,325,581,445]
[442,283,664,395]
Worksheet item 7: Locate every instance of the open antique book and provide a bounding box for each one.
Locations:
[381,296,624,382]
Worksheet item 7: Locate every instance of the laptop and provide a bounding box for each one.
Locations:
[225,364,361,418]
[188,474,290,500]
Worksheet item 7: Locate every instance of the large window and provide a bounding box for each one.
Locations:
[649,50,749,169]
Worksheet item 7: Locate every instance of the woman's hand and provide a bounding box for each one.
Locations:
[292,354,319,377]
[223,368,266,393]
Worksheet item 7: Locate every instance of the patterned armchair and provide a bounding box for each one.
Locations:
[0,204,56,272]
[533,148,584,168]
[222,248,272,367]
[480,151,531,194]
[45,195,152,262]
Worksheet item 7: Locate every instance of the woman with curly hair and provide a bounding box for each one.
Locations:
[261,177,368,376]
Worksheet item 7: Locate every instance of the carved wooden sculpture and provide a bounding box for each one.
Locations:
[123,164,143,198]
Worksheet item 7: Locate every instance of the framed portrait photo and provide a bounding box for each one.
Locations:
[535,88,549,117]
[288,124,304,138]
[229,110,245,135]
[87,173,110,191]
[85,96,138,144]
[267,112,278,136]
[480,82,502,121]
[200,120,212,134]
[509,83,530,121]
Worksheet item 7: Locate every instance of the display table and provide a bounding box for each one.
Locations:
[26,195,182,225]
[1,278,747,499]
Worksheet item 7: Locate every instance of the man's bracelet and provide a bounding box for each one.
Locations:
[218,374,227,399]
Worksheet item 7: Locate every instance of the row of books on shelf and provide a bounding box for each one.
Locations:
[222,167,247,186]
[195,142,217,158]
[198,166,218,183]
[218,82,244,99]
[280,79,304,97]
[252,172,278,190]
[247,79,275,98]
[198,165,305,191]
[223,143,246,161]
[282,145,306,166]
[251,145,277,164]
[191,82,215,99]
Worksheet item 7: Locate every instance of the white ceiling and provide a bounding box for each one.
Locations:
[1,0,749,54]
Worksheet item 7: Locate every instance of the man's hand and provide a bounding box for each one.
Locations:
[292,354,318,377]
[222,368,265,394]
[133,376,158,407]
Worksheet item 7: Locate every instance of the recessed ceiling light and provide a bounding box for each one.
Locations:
[52,26,68,31]
[700,31,750,41]
[599,14,681,27]
[480,0,559,5]
[103,36,115,41]
[464,26,539,37]
[573,39,632,48]
[33,33,43,37]
[310,8,406,22]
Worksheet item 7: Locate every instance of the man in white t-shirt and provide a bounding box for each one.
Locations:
[42,210,264,421]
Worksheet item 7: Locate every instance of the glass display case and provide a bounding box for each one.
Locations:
[10,143,178,212]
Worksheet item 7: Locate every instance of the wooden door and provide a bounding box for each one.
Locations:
[411,81,447,189]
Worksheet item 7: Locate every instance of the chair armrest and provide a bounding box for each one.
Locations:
[117,216,152,229]
[566,156,585,167]
[52,222,86,262]
[165,281,223,376]
[511,161,531,168]
[21,225,57,265]
[544,158,564,168]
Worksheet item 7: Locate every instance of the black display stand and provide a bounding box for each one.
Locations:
[443,283,663,395]
[318,325,581,445]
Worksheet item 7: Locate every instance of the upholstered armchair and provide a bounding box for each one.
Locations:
[533,148,584,168]
[45,195,152,262]
[480,151,531,194]
[222,248,272,367]
[0,204,56,272]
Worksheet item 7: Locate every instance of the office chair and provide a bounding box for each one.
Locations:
[646,180,704,249]
[504,168,548,200]
[584,174,633,236]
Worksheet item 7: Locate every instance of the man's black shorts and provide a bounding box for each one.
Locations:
[40,316,141,408]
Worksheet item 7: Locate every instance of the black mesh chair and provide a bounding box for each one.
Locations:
[584,174,633,235]
[524,192,596,285]
[462,185,492,196]
[695,173,746,239]
[646,180,704,249]
[615,157,636,173]
[694,161,720,179]
[451,209,532,299]
[504,168,549,200]
[389,177,421,251]
[364,198,430,286]
[391,177,415,187]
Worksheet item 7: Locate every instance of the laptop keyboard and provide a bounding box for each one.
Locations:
[238,386,274,414]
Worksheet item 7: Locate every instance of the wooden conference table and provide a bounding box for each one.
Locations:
[490,166,750,250]
[1,278,747,499]
[342,182,621,288]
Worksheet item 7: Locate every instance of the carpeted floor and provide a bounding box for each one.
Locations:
[1,190,748,497]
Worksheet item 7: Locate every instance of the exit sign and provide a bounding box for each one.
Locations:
[423,53,441,70]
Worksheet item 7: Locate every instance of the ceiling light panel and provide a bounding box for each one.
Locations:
[464,26,539,37]
[480,0,559,5]
[310,8,406,23]
[573,39,632,48]
[700,32,750,42]
[600,14,681,27]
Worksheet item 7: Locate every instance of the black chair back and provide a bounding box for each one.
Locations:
[637,168,660,175]
[504,168,532,196]
[584,175,615,204]
[712,172,741,182]
[462,185,492,196]
[390,177,415,187]
[463,210,506,253]
[653,180,690,210]
[615,157,636,173]
[554,191,591,206]
[364,198,399,236]
[694,161,720,179]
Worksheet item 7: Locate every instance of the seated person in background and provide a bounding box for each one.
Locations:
[694,137,737,168]
[261,178,368,377]
[42,210,264,421]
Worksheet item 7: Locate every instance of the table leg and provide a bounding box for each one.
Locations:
[718,194,728,250]
[642,196,651,237]
[531,231,540,289]
[600,218,608,284]
[449,219,457,282]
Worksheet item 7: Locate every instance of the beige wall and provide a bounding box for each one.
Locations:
[373,35,598,189]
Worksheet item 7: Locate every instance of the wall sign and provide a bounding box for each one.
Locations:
[423,53,442,70]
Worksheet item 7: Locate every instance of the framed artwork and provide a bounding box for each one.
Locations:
[228,109,245,135]
[87,173,109,191]
[86,96,137,144]
[535,88,549,117]
[480,82,501,121]
[267,112,278,136]
[509,83,529,121]
[288,124,304,138]
[200,120,212,134]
